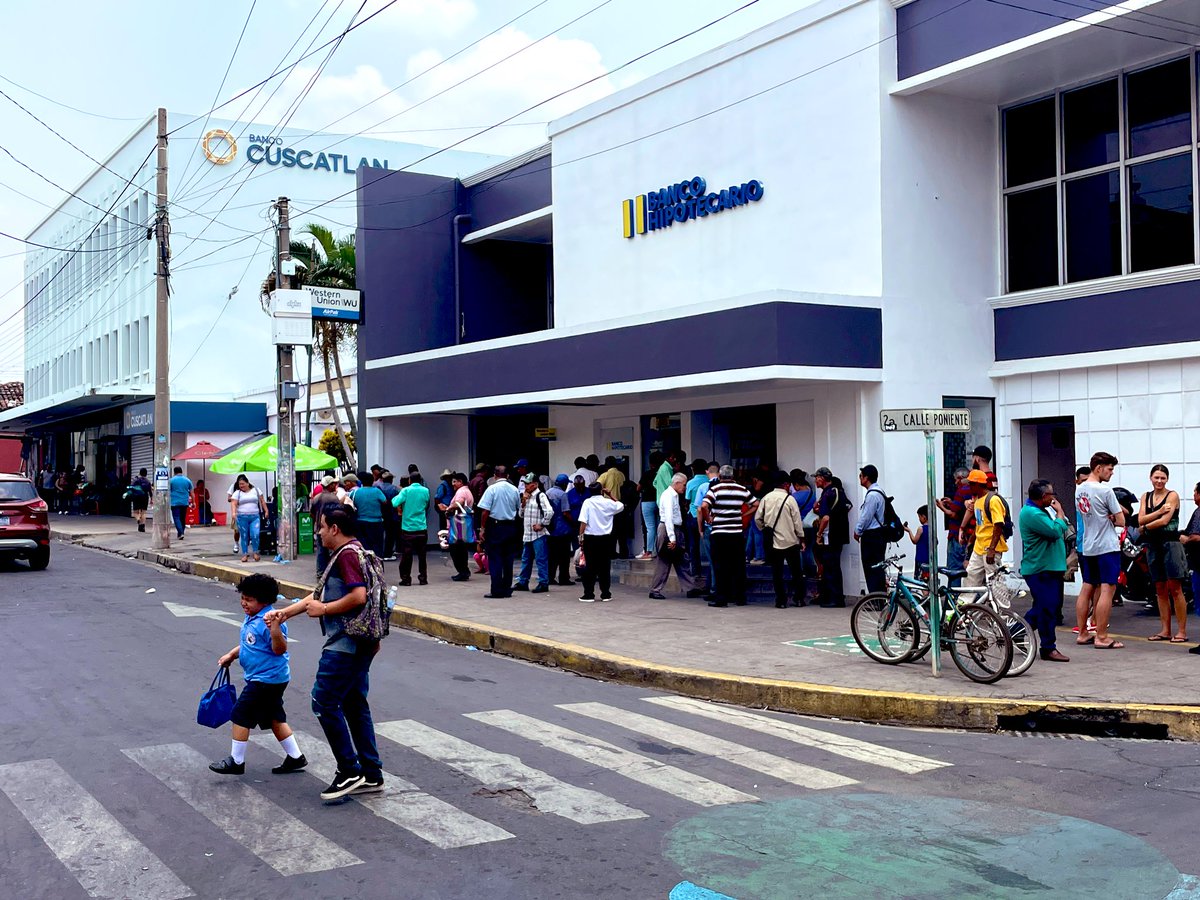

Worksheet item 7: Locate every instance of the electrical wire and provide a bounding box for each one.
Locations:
[0,72,143,122]
[0,141,146,229]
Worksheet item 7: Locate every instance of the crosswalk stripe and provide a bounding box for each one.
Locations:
[375,720,647,825]
[466,710,757,807]
[0,758,194,900]
[559,703,857,790]
[643,697,951,774]
[250,732,513,849]
[122,743,361,876]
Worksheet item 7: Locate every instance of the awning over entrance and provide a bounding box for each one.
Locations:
[0,388,151,432]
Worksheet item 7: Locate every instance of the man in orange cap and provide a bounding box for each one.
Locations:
[964,469,1010,587]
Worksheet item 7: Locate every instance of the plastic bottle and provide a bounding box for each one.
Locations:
[386,585,398,613]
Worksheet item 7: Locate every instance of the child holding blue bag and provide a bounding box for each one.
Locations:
[208,573,307,776]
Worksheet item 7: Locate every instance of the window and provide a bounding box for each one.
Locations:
[1001,55,1199,293]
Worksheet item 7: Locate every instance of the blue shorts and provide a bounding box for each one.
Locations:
[1079,551,1121,587]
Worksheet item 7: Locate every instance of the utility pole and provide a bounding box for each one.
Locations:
[151,107,172,550]
[275,197,297,561]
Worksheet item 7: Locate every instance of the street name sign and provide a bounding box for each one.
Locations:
[879,408,972,433]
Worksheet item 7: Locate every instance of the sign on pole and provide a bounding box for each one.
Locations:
[879,408,972,678]
[305,286,361,322]
[880,409,972,433]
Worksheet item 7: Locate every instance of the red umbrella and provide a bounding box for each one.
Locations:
[174,441,224,525]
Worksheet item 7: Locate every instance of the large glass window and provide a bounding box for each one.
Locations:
[1129,153,1195,272]
[1062,79,1118,173]
[1001,55,1199,293]
[1004,98,1055,188]
[1065,171,1121,282]
[1006,187,1058,291]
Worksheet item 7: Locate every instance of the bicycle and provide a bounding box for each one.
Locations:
[895,564,1037,677]
[850,556,1014,683]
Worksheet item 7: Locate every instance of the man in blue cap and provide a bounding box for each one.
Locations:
[546,474,575,585]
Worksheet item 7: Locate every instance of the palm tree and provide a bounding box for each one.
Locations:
[262,223,358,469]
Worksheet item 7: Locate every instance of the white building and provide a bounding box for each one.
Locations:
[0,111,497,500]
[357,0,1200,591]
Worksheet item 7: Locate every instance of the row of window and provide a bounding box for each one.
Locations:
[24,317,150,402]
[1003,55,1200,293]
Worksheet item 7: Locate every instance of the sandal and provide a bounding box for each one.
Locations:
[1075,636,1095,645]
[240,555,249,562]
[252,553,261,562]
[1171,636,1188,643]
[1148,634,1172,641]
[1094,639,1124,649]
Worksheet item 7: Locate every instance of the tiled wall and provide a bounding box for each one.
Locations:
[999,358,1200,521]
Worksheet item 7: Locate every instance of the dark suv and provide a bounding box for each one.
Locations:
[0,473,50,569]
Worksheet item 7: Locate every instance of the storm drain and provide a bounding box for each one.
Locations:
[996,712,1169,741]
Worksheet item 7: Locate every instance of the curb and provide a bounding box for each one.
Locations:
[58,532,1200,740]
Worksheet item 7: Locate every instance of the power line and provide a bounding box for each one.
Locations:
[0,141,146,230]
[172,0,260,198]
[166,0,401,137]
[0,72,143,122]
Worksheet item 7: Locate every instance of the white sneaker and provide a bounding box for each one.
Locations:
[579,595,596,603]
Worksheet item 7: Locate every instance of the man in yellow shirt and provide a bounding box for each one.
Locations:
[965,469,1009,587]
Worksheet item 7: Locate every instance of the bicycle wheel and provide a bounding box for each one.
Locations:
[947,604,1013,684]
[1001,611,1037,677]
[851,592,920,664]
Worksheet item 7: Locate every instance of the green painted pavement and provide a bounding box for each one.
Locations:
[785,634,873,656]
[663,794,1183,900]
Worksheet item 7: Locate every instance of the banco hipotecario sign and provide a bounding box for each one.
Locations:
[621,175,764,238]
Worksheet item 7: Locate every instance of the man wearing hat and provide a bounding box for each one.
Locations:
[513,474,554,593]
[310,476,342,574]
[546,474,575,586]
[964,469,1008,587]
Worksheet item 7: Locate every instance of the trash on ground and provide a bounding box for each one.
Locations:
[144,588,156,594]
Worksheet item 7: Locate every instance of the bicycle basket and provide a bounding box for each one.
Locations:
[989,572,1026,609]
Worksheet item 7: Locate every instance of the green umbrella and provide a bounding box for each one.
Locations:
[210,434,338,474]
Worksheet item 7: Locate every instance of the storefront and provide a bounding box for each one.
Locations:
[358,0,1200,587]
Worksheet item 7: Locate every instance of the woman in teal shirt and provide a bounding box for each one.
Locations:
[1019,479,1070,662]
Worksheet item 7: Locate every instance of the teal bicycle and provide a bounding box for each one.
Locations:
[850,555,1014,683]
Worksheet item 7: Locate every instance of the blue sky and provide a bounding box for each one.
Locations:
[0,0,799,379]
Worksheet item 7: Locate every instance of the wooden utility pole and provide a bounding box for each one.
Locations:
[151,107,172,550]
[275,197,297,561]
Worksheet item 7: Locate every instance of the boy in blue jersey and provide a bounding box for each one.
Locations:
[209,573,306,775]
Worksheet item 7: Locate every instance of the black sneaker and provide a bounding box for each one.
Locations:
[600,592,612,602]
[648,591,667,600]
[271,754,308,774]
[1189,644,1200,655]
[351,776,385,794]
[320,771,367,801]
[511,583,530,592]
[451,573,470,581]
[531,584,549,594]
[209,755,244,775]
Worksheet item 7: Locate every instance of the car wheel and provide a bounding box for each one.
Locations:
[27,547,50,571]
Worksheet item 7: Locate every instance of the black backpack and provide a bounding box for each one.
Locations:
[867,488,905,543]
[983,491,1014,539]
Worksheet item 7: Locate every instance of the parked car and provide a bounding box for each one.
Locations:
[0,473,50,570]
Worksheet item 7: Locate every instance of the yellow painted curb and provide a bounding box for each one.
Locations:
[68,536,1200,740]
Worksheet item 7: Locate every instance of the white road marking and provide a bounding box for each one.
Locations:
[375,720,647,825]
[0,758,193,900]
[122,743,360,876]
[559,702,857,790]
[161,601,243,626]
[250,732,512,849]
[466,710,756,807]
[644,696,951,774]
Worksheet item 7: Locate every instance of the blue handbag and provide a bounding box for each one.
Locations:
[197,666,237,729]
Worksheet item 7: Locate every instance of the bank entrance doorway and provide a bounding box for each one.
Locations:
[1018,417,1077,520]
[471,410,549,476]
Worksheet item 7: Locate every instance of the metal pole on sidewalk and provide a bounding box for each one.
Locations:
[925,429,941,677]
[275,198,297,561]
[151,107,172,550]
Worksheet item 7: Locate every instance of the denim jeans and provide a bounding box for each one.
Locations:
[1192,570,1200,616]
[171,505,188,538]
[311,646,382,779]
[745,518,764,561]
[518,535,549,586]
[946,536,966,585]
[640,501,659,554]
[1024,570,1063,651]
[236,513,260,554]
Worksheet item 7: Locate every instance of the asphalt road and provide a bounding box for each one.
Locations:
[1,545,1198,900]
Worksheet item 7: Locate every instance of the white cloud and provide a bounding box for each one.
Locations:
[256,26,613,155]
[371,0,478,37]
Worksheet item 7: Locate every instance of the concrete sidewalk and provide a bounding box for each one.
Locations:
[51,515,1200,738]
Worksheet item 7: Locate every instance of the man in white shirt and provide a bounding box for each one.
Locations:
[649,473,703,600]
[577,483,625,602]
[572,456,599,487]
